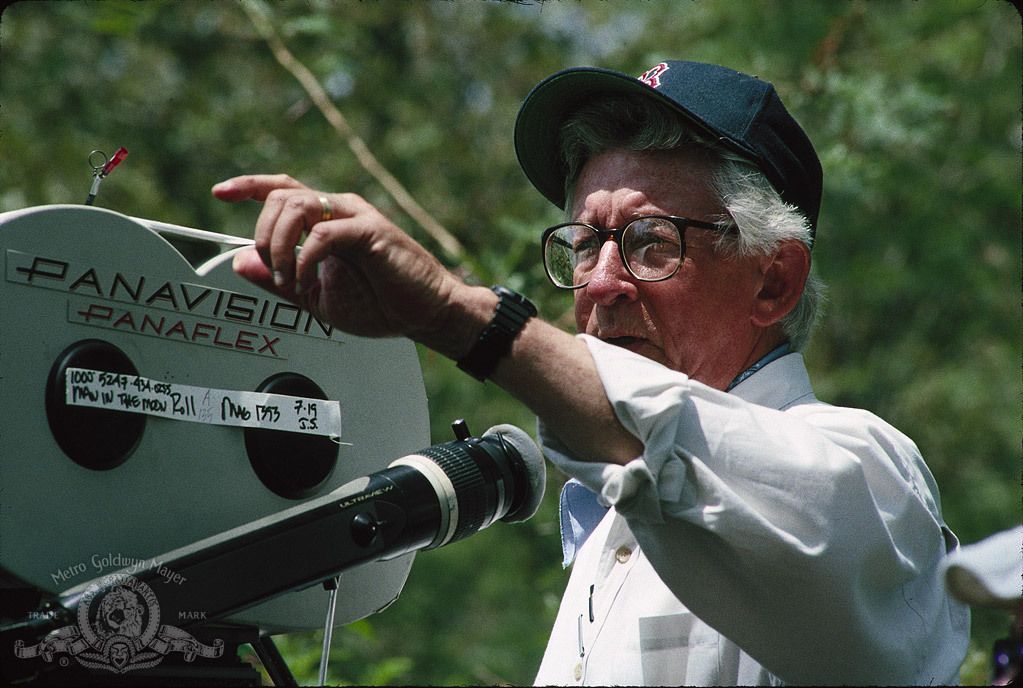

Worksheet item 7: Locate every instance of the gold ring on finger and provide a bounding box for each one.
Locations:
[318,195,333,222]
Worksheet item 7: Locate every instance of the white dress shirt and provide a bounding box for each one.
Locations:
[535,336,969,685]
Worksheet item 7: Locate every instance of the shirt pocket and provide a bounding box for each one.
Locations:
[639,613,719,686]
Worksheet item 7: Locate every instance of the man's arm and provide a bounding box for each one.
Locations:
[214,174,642,464]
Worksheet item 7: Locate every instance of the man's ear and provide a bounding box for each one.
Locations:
[751,241,811,328]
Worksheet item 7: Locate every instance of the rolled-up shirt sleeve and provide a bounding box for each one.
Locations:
[538,335,969,684]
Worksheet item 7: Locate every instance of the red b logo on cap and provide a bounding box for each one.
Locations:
[638,62,670,89]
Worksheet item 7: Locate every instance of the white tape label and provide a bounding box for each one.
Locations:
[64,368,341,438]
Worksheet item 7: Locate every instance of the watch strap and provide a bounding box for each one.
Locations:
[457,286,537,382]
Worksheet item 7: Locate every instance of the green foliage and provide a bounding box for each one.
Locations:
[2,0,1019,684]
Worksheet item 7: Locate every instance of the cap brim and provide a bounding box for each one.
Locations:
[513,66,750,211]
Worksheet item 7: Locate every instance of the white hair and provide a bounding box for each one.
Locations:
[709,160,825,351]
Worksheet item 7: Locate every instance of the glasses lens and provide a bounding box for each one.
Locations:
[545,225,599,288]
[623,218,683,280]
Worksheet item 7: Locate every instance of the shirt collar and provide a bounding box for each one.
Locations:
[726,342,792,392]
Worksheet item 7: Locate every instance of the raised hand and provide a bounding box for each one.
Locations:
[212,174,470,351]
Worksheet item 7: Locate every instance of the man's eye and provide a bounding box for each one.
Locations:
[572,237,598,254]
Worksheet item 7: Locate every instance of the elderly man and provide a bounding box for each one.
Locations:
[214,60,969,685]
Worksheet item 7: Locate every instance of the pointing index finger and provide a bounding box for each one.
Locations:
[212,174,308,202]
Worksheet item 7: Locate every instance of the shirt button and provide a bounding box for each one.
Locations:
[573,662,583,681]
[615,546,632,564]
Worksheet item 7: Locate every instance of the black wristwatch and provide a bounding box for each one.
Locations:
[457,286,537,382]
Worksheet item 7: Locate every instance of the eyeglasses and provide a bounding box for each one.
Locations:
[541,215,730,289]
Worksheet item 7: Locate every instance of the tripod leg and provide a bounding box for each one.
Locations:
[318,577,341,686]
[252,631,298,688]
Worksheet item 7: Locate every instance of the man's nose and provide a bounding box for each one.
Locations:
[584,239,638,305]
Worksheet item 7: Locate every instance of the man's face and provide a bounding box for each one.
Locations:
[570,148,768,390]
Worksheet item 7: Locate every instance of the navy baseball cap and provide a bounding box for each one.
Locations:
[514,60,823,237]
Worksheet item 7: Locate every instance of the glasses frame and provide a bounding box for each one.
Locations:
[541,215,728,290]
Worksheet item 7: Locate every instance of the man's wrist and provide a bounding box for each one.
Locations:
[403,282,490,358]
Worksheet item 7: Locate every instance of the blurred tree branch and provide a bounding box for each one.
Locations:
[240,0,468,264]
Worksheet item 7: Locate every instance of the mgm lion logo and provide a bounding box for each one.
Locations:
[14,573,223,674]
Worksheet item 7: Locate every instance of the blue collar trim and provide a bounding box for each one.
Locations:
[726,342,792,392]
